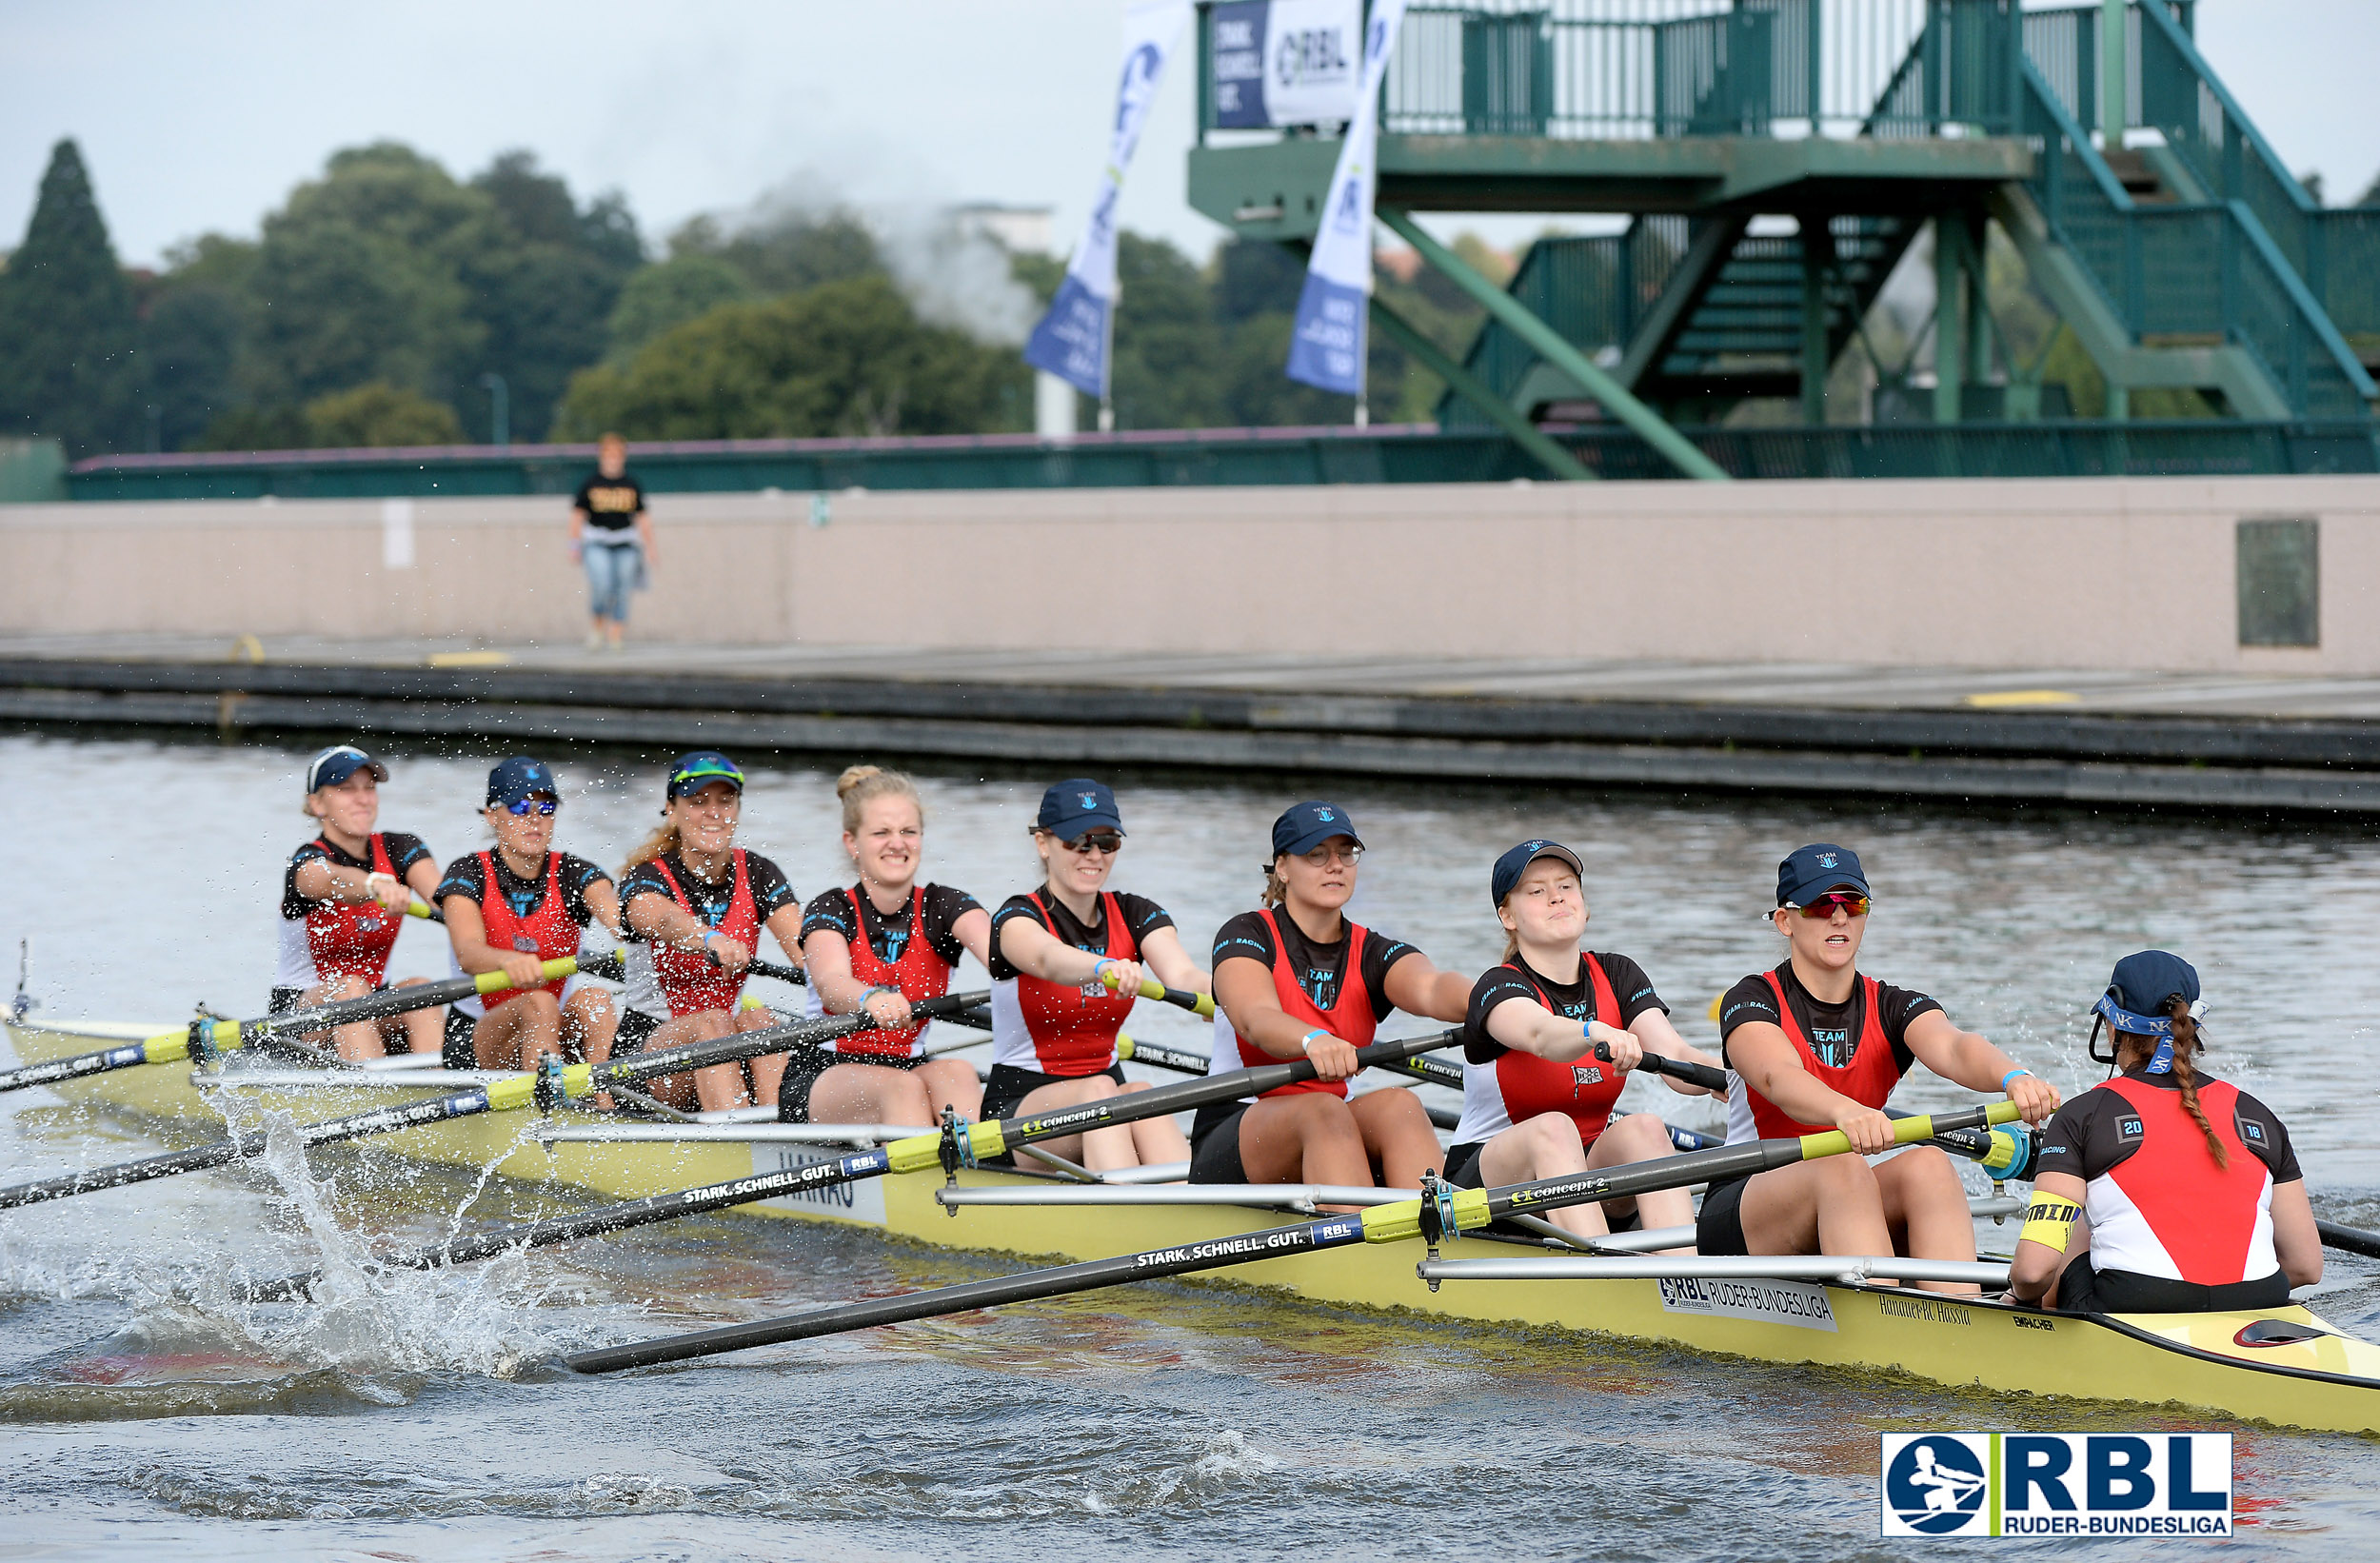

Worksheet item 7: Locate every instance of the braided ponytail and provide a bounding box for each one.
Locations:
[2163,997,2228,1169]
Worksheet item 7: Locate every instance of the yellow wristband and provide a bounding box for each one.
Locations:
[2018,1197,2080,1254]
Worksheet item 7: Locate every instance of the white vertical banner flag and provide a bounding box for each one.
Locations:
[1284,0,1407,396]
[1024,0,1194,399]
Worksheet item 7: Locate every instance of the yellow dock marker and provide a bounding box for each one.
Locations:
[1963,689,2080,709]
[427,650,510,667]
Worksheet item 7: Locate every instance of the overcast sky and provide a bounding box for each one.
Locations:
[5,0,2374,270]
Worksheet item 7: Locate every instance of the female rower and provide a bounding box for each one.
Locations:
[1196,801,1472,1190]
[788,765,990,1127]
[274,744,443,1060]
[1448,841,1723,1245]
[2009,952,2319,1312]
[982,779,1201,1171]
[1700,843,2060,1293]
[617,751,804,1112]
[437,756,624,1072]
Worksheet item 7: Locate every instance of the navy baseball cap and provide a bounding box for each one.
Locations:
[1491,840,1586,906]
[1776,843,1870,907]
[1272,801,1362,860]
[305,744,387,792]
[667,750,744,800]
[1037,778,1122,839]
[2102,950,2202,1029]
[486,756,560,807]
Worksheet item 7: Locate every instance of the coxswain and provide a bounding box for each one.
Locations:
[1699,844,2060,1292]
[1195,801,1471,1191]
[1448,841,1723,1247]
[2009,952,2319,1312]
[616,751,804,1112]
[274,744,444,1060]
[436,757,624,1072]
[788,765,990,1126]
[982,779,1201,1171]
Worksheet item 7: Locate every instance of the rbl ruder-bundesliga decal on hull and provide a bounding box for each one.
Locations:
[1880,1434,2233,1537]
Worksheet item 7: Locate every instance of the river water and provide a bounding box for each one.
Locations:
[0,728,2375,1560]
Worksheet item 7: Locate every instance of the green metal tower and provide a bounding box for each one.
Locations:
[1187,0,2377,480]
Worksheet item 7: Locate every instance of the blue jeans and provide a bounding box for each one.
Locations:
[583,539,641,623]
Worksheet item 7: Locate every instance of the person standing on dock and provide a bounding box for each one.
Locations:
[437,757,625,1072]
[2008,952,2320,1313]
[616,752,806,1113]
[273,744,446,1060]
[982,779,1202,1172]
[789,766,991,1128]
[1699,844,2060,1293]
[568,432,653,652]
[1445,841,1723,1247]
[1195,801,1472,1191]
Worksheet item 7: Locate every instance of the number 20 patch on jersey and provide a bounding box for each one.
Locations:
[1880,1433,2232,1537]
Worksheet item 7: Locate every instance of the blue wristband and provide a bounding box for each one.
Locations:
[2001,1068,2033,1092]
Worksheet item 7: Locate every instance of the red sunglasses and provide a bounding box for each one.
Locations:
[1786,892,1872,920]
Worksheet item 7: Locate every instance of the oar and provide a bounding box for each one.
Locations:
[2318,1219,2380,1260]
[1883,1105,2037,1180]
[563,1101,2019,1374]
[407,900,445,923]
[1110,971,1215,1020]
[242,1026,1466,1302]
[1114,1033,1464,1129]
[0,990,986,1212]
[0,952,629,1096]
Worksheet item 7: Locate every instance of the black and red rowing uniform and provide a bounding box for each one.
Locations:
[437,849,612,1022]
[272,831,432,1009]
[1442,950,1668,1188]
[1697,962,1942,1256]
[617,848,798,1017]
[1188,907,1418,1183]
[2034,1069,2301,1312]
[781,880,982,1124]
[981,888,1175,1122]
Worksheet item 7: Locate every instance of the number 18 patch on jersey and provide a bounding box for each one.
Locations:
[1880,1433,2231,1537]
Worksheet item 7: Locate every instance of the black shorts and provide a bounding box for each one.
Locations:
[778,1047,922,1124]
[268,982,415,1053]
[611,1008,663,1057]
[1696,1173,1752,1256]
[441,1009,478,1070]
[980,1061,1125,1124]
[2053,1254,2291,1314]
[1187,1101,1251,1184]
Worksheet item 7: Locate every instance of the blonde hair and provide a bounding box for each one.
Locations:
[838,764,924,836]
[2117,999,2226,1169]
[1259,856,1288,909]
[623,820,680,874]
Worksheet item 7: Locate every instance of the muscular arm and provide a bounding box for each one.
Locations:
[950,905,992,970]
[2008,1170,2088,1303]
[294,856,409,912]
[624,888,743,967]
[402,856,442,906]
[1379,954,1473,1025]
[1902,1010,2060,1124]
[763,904,805,967]
[1482,995,1637,1062]
[998,914,1113,986]
[1726,1022,1894,1151]
[582,878,624,940]
[2270,1179,2325,1288]
[801,929,873,1015]
[1137,926,1209,994]
[1213,956,1316,1063]
[442,894,542,988]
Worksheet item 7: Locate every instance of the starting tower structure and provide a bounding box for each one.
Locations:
[1188,0,2379,479]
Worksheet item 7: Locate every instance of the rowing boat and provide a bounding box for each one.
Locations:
[8,1017,2379,1434]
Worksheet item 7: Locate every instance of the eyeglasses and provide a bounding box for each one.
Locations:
[1300,844,1363,868]
[1063,832,1124,856]
[1787,891,1870,919]
[502,797,559,817]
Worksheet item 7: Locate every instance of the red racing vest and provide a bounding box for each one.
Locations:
[1737,970,1908,1138]
[2091,1074,2279,1285]
[988,890,1140,1078]
[473,850,580,1008]
[1472,955,1628,1150]
[650,851,759,1019]
[1214,908,1380,1101]
[303,833,404,986]
[835,885,952,1059]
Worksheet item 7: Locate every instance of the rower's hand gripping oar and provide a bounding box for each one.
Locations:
[563,1101,2021,1374]
[0,952,629,1097]
[241,1026,1467,1303]
[0,990,986,1213]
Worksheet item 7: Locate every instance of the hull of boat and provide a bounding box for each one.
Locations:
[10,1018,2379,1434]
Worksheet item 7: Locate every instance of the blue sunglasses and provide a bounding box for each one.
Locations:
[502,797,558,817]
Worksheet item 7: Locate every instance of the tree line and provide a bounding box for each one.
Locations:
[0,139,1491,459]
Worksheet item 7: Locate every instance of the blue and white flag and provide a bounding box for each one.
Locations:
[1284,0,1407,397]
[1024,0,1193,399]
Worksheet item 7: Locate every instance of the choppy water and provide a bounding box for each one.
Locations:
[1,728,2376,1561]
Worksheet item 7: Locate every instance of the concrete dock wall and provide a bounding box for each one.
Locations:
[6,475,2376,673]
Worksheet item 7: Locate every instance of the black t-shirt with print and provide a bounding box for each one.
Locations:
[1461,950,1667,1063]
[987,888,1175,981]
[436,850,611,928]
[619,850,798,934]
[1716,962,1941,1074]
[801,882,982,967]
[574,472,645,534]
[1211,909,1417,1025]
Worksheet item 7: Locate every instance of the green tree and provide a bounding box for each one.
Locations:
[304,381,466,446]
[554,273,1027,440]
[1106,231,1227,428]
[672,208,882,295]
[0,139,139,456]
[604,253,755,364]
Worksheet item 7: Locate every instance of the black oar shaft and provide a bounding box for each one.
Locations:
[566,1212,1370,1374]
[2318,1219,2380,1260]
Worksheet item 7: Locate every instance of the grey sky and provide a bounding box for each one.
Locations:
[4,0,2373,272]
